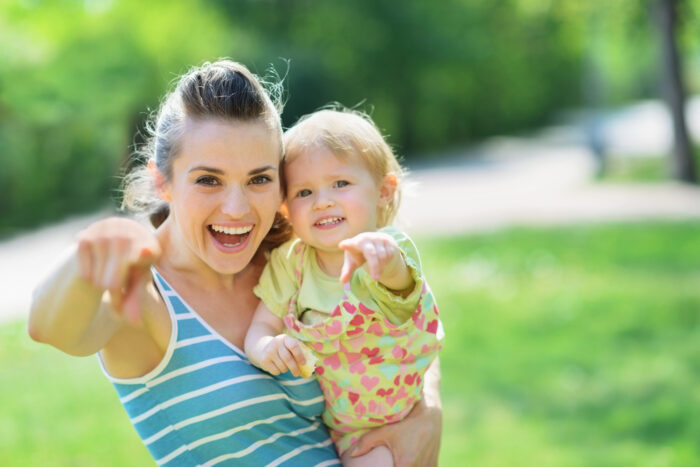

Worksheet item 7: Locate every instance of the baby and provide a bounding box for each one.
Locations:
[245,109,443,466]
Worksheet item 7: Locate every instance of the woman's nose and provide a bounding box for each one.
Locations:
[221,186,250,217]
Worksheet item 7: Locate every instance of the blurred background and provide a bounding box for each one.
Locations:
[1,0,700,465]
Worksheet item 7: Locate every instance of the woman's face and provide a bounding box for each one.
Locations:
[162,118,282,275]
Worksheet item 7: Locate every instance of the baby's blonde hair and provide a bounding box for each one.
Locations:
[283,108,404,227]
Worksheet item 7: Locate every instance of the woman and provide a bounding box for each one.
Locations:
[28,60,442,466]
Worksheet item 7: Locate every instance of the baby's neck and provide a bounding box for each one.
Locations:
[313,249,345,278]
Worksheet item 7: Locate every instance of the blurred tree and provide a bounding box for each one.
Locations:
[653,0,697,183]
[3,0,700,233]
[207,0,586,154]
[0,0,232,235]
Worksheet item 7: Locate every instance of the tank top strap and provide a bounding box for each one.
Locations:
[152,268,197,318]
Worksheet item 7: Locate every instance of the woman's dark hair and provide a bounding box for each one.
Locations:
[122,59,292,251]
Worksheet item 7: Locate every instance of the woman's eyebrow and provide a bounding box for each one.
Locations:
[187,165,277,175]
[248,165,277,175]
[188,166,225,174]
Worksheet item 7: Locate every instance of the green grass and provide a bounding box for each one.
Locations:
[0,322,152,466]
[416,220,700,466]
[599,151,700,182]
[3,220,699,466]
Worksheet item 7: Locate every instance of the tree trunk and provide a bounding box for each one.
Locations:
[654,0,697,183]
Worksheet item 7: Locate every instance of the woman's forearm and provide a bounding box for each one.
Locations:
[28,245,119,356]
[422,358,443,410]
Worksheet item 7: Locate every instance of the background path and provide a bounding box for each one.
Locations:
[397,134,700,234]
[4,102,700,322]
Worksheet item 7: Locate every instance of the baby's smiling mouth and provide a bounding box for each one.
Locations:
[314,217,344,227]
[208,224,253,247]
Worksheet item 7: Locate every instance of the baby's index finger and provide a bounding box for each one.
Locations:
[340,250,361,283]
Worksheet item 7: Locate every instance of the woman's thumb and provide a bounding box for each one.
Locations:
[349,426,389,458]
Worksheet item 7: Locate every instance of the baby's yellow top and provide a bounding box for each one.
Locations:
[254,226,423,325]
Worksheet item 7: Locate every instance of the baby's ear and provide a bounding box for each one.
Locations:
[378,173,398,207]
[148,160,171,203]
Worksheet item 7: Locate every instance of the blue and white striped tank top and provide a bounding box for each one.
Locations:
[99,269,340,466]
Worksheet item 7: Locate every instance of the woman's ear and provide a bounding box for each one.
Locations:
[378,173,398,207]
[148,160,172,203]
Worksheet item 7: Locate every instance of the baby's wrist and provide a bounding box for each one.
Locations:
[248,335,273,366]
[379,256,414,293]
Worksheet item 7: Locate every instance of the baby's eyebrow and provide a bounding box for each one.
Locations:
[286,181,310,193]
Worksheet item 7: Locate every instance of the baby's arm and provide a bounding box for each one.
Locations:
[244,302,308,377]
[339,232,414,293]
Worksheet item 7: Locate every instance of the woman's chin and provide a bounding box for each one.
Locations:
[206,231,259,273]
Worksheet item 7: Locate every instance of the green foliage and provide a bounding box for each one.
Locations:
[3,221,699,465]
[2,0,699,233]
[0,0,231,235]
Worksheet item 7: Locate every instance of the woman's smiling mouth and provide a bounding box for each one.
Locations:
[208,224,253,249]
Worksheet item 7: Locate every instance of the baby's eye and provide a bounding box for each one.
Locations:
[250,174,272,185]
[296,189,312,198]
[196,175,220,186]
[333,180,350,188]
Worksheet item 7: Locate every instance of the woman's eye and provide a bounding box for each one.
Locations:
[296,189,312,198]
[196,175,220,186]
[250,175,272,185]
[333,180,350,188]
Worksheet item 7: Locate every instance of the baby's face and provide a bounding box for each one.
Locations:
[284,147,382,253]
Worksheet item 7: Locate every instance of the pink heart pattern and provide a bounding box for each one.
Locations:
[279,236,442,456]
[361,375,380,391]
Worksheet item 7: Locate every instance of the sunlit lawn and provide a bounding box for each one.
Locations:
[2,220,699,466]
[599,151,700,182]
[419,220,700,467]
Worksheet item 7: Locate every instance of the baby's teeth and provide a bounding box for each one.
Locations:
[318,217,341,225]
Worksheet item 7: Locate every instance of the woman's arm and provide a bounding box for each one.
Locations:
[28,217,160,356]
[349,359,443,467]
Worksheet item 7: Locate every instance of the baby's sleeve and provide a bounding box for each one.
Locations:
[357,227,425,325]
[253,239,301,319]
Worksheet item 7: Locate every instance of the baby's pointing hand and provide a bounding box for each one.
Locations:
[338,232,400,283]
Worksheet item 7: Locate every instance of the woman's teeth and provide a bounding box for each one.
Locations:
[210,224,253,235]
